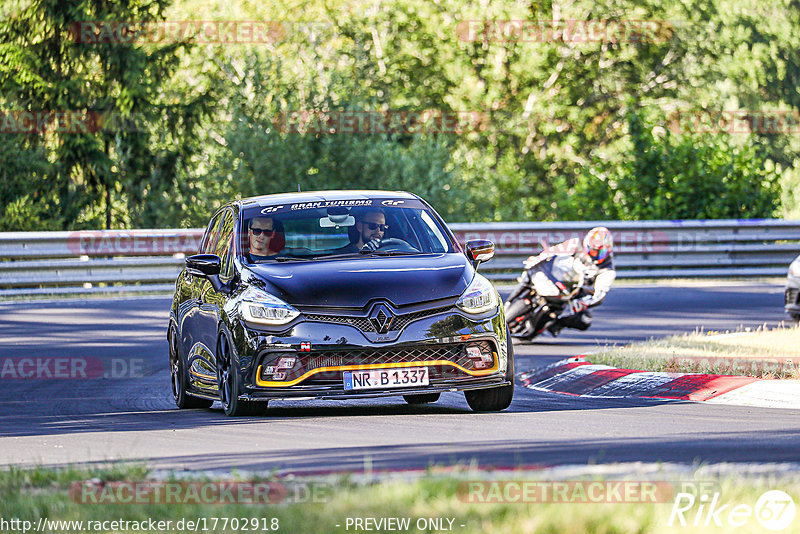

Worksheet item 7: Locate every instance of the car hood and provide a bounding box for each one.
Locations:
[247,253,473,307]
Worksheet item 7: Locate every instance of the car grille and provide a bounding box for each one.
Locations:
[787,288,800,306]
[304,305,452,334]
[302,314,375,332]
[259,341,495,384]
[301,343,477,370]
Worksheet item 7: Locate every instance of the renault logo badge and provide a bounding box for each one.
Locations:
[369,304,395,334]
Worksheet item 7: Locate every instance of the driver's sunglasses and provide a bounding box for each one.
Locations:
[365,223,389,231]
[250,227,275,236]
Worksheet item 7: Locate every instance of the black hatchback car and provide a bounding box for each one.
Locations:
[168,191,513,416]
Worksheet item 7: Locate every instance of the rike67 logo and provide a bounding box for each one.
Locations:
[669,489,796,530]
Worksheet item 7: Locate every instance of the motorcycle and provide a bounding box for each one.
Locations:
[504,251,596,341]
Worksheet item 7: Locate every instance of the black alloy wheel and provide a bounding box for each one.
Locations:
[169,327,212,409]
[217,333,266,416]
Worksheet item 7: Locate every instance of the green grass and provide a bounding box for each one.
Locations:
[586,324,800,378]
[2,465,800,533]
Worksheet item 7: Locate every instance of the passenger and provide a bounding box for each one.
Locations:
[247,216,283,261]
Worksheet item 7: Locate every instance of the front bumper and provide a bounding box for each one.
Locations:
[235,305,508,400]
[241,377,510,401]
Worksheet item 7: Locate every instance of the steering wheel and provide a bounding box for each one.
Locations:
[377,238,419,253]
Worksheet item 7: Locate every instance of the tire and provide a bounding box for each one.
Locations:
[169,326,213,409]
[217,332,261,416]
[464,327,515,412]
[403,393,441,404]
[505,298,531,336]
[505,281,528,304]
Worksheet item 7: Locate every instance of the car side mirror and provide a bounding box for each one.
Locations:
[185,254,232,294]
[186,254,221,277]
[465,240,495,269]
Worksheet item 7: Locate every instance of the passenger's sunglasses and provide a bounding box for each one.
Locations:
[364,223,389,231]
[250,227,275,236]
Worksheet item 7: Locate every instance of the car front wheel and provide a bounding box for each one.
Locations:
[464,328,515,412]
[169,327,212,410]
[217,332,264,416]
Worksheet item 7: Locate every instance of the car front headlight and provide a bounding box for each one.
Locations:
[790,257,800,278]
[240,287,300,325]
[457,274,499,314]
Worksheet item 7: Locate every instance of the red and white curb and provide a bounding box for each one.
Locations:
[520,356,800,409]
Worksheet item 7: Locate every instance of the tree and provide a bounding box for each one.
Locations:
[0,0,213,230]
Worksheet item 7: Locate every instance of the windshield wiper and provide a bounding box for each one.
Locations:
[313,253,363,260]
[267,251,417,261]
[358,250,417,256]
[273,256,313,262]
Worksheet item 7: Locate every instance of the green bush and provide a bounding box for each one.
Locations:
[565,111,782,220]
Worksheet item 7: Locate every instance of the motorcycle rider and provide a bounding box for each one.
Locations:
[546,226,616,336]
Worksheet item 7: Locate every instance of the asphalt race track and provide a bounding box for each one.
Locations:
[1,282,797,475]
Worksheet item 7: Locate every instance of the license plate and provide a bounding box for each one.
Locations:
[343,367,429,391]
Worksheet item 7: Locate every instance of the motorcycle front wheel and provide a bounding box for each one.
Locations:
[505,298,534,338]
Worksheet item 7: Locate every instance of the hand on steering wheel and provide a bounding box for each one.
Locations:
[361,238,382,251]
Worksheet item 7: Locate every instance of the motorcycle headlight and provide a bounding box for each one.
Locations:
[457,274,499,314]
[790,257,800,278]
[240,287,300,325]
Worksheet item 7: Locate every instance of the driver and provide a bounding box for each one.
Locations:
[348,209,388,251]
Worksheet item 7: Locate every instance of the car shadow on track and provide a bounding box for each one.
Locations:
[0,389,683,438]
[70,428,800,475]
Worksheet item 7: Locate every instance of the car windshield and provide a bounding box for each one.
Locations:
[239,199,455,262]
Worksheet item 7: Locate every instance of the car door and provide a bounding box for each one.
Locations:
[191,207,237,393]
[182,209,225,392]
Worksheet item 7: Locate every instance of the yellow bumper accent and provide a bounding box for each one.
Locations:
[255,354,498,387]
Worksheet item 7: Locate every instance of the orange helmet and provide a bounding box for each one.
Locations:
[584,226,613,263]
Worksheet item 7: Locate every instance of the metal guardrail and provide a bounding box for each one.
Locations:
[0,220,798,296]
[450,219,800,280]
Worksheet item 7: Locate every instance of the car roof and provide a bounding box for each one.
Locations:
[236,190,419,208]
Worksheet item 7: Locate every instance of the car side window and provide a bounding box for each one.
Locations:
[199,213,220,253]
[202,212,226,254]
[216,210,236,280]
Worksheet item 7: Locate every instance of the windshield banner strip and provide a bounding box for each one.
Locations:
[257,198,426,215]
